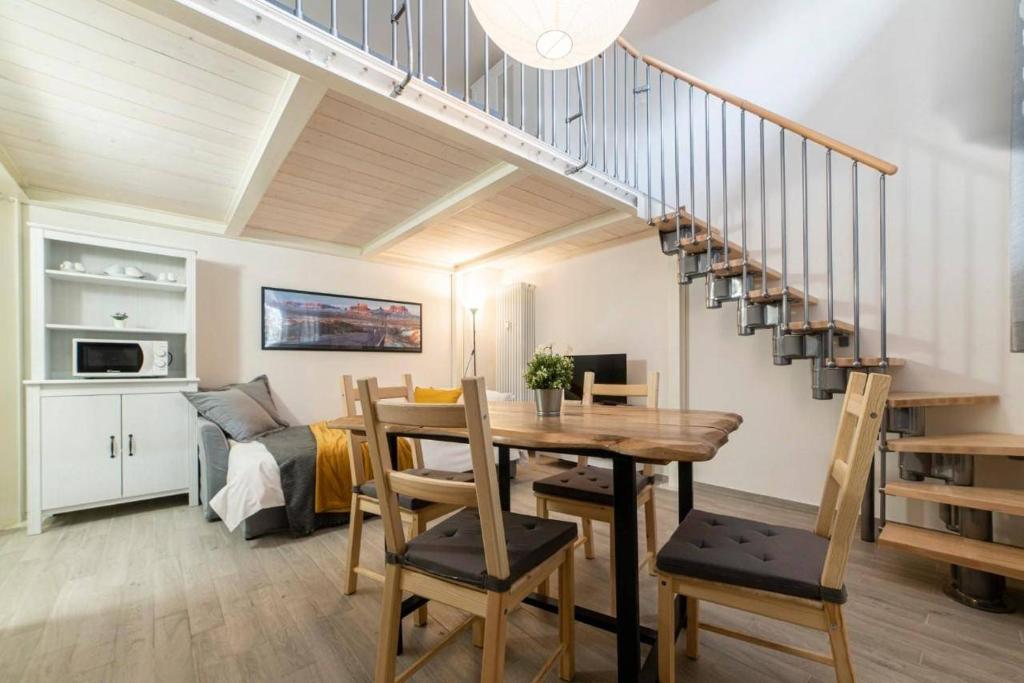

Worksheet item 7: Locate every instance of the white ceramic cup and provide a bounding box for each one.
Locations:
[166,273,178,283]
[60,261,73,271]
[157,273,168,282]
[73,262,85,272]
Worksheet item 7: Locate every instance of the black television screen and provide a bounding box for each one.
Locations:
[567,353,628,404]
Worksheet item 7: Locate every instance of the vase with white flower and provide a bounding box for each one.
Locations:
[111,312,129,329]
[524,344,574,416]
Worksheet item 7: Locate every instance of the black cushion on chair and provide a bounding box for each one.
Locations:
[389,509,577,592]
[532,465,654,506]
[354,468,474,510]
[656,509,846,604]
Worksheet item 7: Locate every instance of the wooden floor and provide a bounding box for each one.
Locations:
[2,459,1023,683]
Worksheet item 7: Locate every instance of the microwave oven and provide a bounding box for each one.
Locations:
[72,338,171,378]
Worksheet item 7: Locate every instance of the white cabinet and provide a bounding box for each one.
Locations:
[122,393,189,497]
[40,395,122,509]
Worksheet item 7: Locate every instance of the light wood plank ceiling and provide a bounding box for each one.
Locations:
[0,0,291,219]
[245,91,498,246]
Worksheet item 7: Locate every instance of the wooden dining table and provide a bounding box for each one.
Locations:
[329,401,742,682]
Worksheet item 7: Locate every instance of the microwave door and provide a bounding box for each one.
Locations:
[78,342,144,374]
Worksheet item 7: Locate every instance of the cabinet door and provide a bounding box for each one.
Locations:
[41,395,122,509]
[121,393,190,498]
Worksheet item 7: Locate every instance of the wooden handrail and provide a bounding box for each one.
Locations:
[615,38,897,175]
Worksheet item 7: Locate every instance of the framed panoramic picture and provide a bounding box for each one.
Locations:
[261,286,422,352]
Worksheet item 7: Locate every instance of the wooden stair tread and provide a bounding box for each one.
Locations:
[711,257,780,279]
[747,287,819,306]
[782,319,854,335]
[886,392,999,408]
[887,433,1024,457]
[832,357,905,368]
[878,522,1024,581]
[884,482,1024,516]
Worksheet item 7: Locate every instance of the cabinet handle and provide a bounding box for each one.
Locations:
[109,435,116,459]
[128,434,134,457]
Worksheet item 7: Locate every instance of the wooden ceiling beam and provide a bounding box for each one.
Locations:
[360,162,525,257]
[225,74,326,236]
[454,209,634,271]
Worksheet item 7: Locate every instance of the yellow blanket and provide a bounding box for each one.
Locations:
[310,421,415,513]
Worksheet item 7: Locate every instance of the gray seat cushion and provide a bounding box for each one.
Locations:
[656,509,846,603]
[532,465,654,506]
[391,509,577,592]
[355,468,474,510]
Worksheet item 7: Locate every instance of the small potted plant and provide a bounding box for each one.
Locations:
[111,312,129,329]
[524,344,574,416]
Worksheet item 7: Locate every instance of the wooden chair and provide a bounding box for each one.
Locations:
[532,371,660,614]
[342,374,473,627]
[361,376,577,682]
[656,372,891,683]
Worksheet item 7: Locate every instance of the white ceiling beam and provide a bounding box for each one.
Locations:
[360,162,525,257]
[0,144,27,202]
[455,209,634,272]
[25,189,225,234]
[225,74,326,236]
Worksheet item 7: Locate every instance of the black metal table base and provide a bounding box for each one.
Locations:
[388,441,696,682]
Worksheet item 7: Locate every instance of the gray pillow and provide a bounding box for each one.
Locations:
[183,388,281,442]
[203,375,289,428]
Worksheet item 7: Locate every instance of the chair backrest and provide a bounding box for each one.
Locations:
[341,373,421,485]
[815,371,891,591]
[359,376,510,581]
[579,371,659,471]
[582,371,660,408]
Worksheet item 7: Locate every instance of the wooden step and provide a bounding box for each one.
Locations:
[885,482,1024,516]
[832,357,906,368]
[711,257,780,279]
[878,522,1024,581]
[886,392,999,409]
[747,286,819,306]
[887,433,1024,457]
[781,319,853,335]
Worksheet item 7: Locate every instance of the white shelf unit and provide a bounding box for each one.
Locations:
[25,225,199,534]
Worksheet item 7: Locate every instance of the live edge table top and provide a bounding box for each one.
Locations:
[328,402,742,465]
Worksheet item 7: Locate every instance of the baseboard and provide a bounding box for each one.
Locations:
[693,481,819,516]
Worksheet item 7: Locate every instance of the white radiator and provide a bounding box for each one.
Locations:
[495,283,536,400]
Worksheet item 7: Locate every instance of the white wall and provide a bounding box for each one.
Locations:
[511,235,681,409]
[0,198,23,528]
[24,205,454,428]
[517,1,1023,543]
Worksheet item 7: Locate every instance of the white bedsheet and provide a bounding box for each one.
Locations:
[209,439,285,531]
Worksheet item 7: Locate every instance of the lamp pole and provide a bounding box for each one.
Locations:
[470,307,478,376]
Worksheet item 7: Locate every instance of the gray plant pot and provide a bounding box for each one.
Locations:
[534,388,563,417]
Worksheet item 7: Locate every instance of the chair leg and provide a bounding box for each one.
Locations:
[581,518,595,559]
[375,564,402,683]
[685,597,699,660]
[825,603,855,683]
[608,521,616,617]
[536,498,550,597]
[657,577,676,683]
[472,618,484,648]
[644,491,658,577]
[408,515,428,627]
[344,494,363,595]
[480,592,508,683]
[558,547,575,681]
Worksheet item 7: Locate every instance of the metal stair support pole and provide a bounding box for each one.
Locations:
[852,160,862,367]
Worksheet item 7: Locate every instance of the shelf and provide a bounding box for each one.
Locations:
[45,269,187,291]
[45,324,187,335]
[24,377,200,386]
[886,392,999,409]
[887,433,1024,457]
[878,522,1024,581]
[884,482,1024,516]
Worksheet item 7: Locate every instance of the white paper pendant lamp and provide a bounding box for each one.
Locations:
[469,0,640,71]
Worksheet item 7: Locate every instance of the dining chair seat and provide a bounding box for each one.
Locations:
[355,468,474,510]
[533,465,655,507]
[656,509,846,604]
[394,509,578,591]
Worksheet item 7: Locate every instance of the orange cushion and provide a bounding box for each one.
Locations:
[414,386,462,403]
